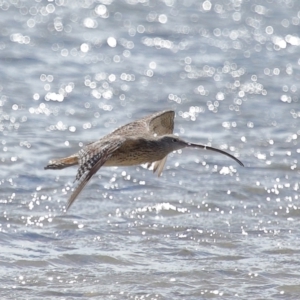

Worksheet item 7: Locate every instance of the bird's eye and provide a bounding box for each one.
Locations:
[172,138,177,142]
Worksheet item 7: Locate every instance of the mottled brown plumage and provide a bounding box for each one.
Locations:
[45,110,244,211]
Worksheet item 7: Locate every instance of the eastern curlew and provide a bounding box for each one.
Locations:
[45,110,244,210]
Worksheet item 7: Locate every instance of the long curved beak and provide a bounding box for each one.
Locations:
[187,143,244,167]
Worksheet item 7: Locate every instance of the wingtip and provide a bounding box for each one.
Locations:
[65,194,76,212]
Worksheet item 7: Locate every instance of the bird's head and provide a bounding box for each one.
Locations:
[156,135,188,152]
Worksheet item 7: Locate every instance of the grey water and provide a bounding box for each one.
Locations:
[0,0,299,299]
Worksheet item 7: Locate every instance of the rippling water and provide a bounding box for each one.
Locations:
[1,0,299,299]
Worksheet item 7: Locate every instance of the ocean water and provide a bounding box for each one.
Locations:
[0,0,299,299]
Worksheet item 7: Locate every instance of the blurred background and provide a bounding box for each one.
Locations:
[0,0,299,299]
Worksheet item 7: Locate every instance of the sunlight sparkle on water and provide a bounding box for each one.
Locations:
[107,37,117,47]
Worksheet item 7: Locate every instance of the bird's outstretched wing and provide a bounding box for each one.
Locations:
[66,136,125,211]
[109,110,175,137]
[145,110,174,136]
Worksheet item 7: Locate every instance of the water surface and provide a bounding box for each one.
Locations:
[0,0,299,299]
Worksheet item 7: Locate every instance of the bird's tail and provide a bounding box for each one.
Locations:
[44,154,79,170]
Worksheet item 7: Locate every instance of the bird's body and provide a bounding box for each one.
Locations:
[103,136,172,166]
[45,110,244,210]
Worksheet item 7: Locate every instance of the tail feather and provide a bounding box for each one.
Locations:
[45,154,78,170]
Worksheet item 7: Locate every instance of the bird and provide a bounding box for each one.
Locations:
[45,110,244,211]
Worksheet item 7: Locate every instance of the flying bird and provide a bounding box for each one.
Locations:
[45,110,244,210]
